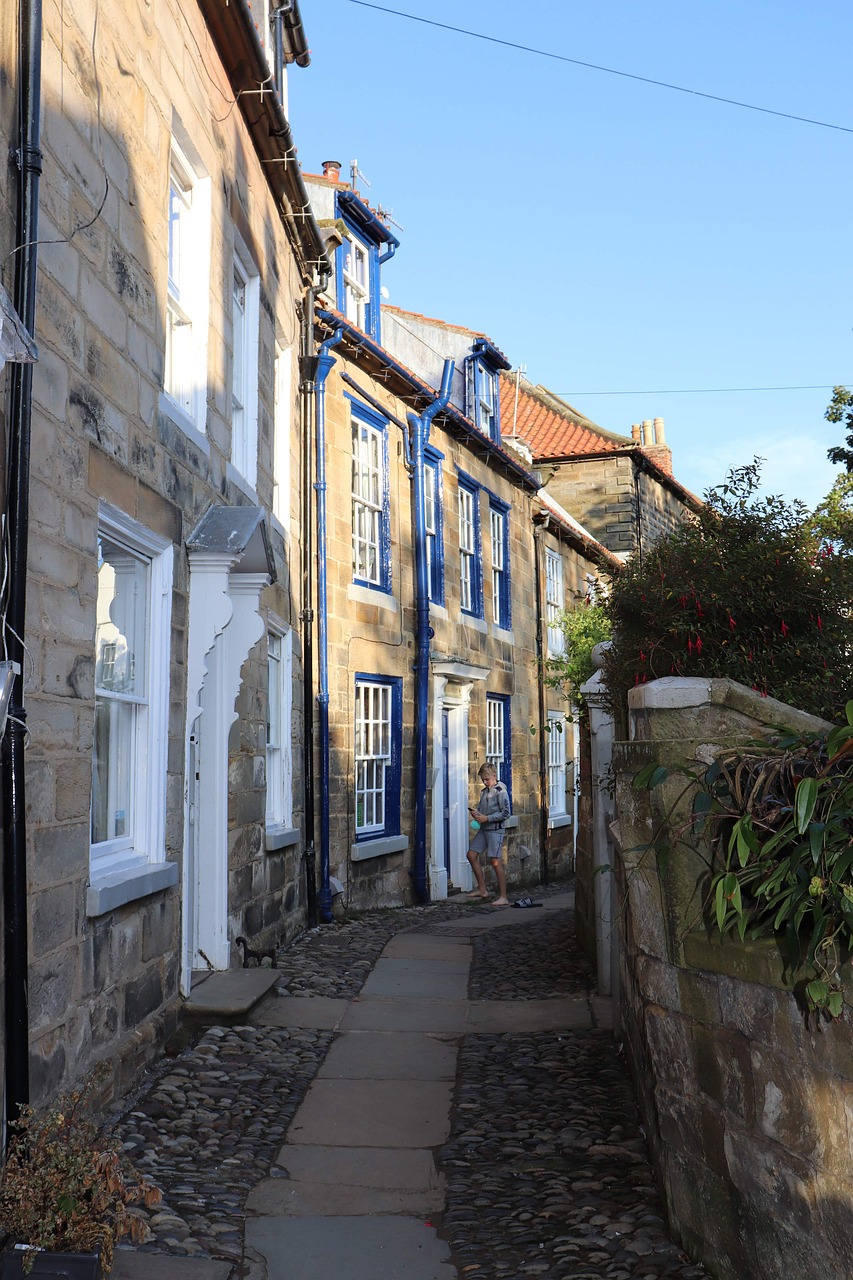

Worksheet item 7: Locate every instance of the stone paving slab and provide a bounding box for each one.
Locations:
[247,1216,456,1280]
[287,1078,454,1147]
[340,997,468,1033]
[275,1143,441,1190]
[382,935,472,961]
[182,969,280,1017]
[246,1176,444,1216]
[112,1253,232,1280]
[249,994,349,1028]
[360,957,470,1000]
[317,1030,458,1080]
[466,995,598,1032]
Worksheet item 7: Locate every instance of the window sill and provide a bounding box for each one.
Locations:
[504,815,519,830]
[348,583,398,612]
[266,824,300,852]
[460,613,487,633]
[226,460,260,502]
[158,391,210,455]
[87,860,179,917]
[548,814,572,831]
[491,624,514,643]
[351,834,409,862]
[429,602,448,620]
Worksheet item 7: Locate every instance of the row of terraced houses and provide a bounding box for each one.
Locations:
[0,0,701,1107]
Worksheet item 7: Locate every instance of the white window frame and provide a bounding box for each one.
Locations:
[272,343,293,533]
[355,680,391,836]
[343,232,370,331]
[352,412,385,587]
[164,133,210,437]
[266,627,293,830]
[91,503,173,880]
[459,485,476,612]
[491,506,506,625]
[546,549,565,656]
[478,361,497,439]
[230,233,260,487]
[547,711,568,817]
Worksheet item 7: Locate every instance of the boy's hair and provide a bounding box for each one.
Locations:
[479,763,497,779]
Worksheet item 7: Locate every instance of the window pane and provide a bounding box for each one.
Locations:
[96,537,149,696]
[91,695,135,844]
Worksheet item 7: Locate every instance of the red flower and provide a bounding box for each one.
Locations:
[780,620,789,637]
[687,638,695,654]
[728,615,736,630]
[817,615,824,631]
[695,635,703,654]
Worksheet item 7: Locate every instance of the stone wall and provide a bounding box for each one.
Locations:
[611,678,851,1280]
[2,0,308,1102]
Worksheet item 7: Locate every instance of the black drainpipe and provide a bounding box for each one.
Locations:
[3,0,43,1119]
[299,291,320,931]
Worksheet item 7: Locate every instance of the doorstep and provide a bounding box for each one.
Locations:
[182,968,280,1020]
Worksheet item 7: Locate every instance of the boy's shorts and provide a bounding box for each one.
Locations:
[469,828,505,859]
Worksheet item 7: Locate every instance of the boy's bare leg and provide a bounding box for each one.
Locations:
[466,849,489,897]
[491,857,509,905]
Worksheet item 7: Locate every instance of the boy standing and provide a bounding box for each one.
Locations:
[466,762,511,905]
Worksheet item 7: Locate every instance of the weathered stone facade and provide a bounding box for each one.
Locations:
[611,678,851,1280]
[1,0,316,1102]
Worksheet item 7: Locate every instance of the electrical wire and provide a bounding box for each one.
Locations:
[551,383,852,397]
[346,0,853,136]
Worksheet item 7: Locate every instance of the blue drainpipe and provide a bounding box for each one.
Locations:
[315,322,345,922]
[407,358,455,903]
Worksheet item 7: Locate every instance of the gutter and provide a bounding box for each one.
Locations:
[314,322,345,922]
[4,0,43,1118]
[407,359,455,903]
[317,310,539,493]
[196,0,328,283]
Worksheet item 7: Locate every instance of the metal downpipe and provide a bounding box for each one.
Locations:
[3,0,43,1119]
[298,292,320,930]
[314,323,344,923]
[533,520,550,885]
[407,359,454,903]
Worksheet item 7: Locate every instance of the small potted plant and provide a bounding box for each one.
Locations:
[0,1083,161,1277]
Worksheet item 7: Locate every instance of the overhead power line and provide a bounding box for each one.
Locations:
[555,384,850,397]
[347,1,853,136]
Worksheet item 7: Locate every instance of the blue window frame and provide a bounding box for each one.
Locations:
[424,445,444,606]
[489,496,511,630]
[464,339,510,444]
[457,472,482,618]
[354,674,402,839]
[334,191,398,343]
[350,397,391,593]
[486,693,512,805]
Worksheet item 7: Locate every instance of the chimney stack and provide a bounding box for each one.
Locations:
[635,415,673,476]
[322,160,342,182]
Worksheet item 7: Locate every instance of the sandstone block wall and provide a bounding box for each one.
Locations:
[612,679,849,1280]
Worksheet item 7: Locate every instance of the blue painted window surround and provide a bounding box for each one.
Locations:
[350,397,392,593]
[489,495,511,630]
[486,693,512,804]
[334,191,398,343]
[457,472,482,618]
[354,674,402,839]
[464,339,510,444]
[424,445,444,606]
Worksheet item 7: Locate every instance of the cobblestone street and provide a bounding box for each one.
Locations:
[112,886,710,1280]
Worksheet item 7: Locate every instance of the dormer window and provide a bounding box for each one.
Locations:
[464,338,510,444]
[334,189,399,343]
[342,231,370,331]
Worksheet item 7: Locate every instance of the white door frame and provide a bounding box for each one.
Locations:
[430,661,489,897]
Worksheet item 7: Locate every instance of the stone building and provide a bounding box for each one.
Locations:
[500,376,703,558]
[0,0,327,1103]
[301,167,616,911]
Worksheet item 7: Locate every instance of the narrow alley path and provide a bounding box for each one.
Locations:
[112,888,710,1280]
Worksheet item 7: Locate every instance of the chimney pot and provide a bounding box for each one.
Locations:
[631,424,641,442]
[653,416,666,445]
[642,419,653,446]
[322,160,342,182]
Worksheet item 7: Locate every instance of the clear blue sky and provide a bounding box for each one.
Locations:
[291,0,853,508]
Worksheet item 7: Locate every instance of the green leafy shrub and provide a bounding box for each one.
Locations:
[635,702,853,1018]
[545,601,611,709]
[604,460,853,721]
